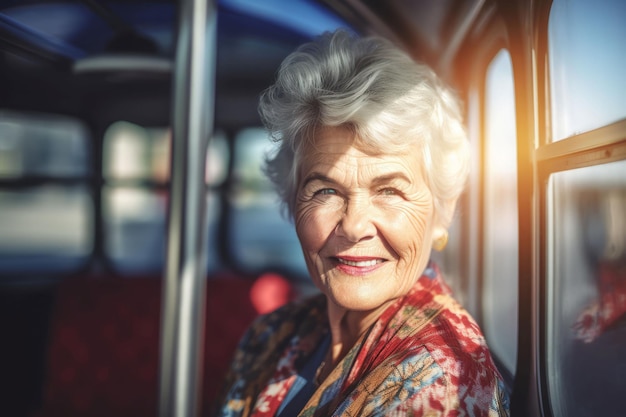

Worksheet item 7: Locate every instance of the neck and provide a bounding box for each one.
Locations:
[325,300,392,366]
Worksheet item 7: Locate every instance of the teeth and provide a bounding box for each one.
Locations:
[337,258,381,267]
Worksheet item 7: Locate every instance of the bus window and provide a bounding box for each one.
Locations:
[103,121,228,274]
[548,0,626,141]
[228,128,308,281]
[0,111,92,274]
[547,161,626,417]
[103,122,171,181]
[482,49,518,375]
[545,1,626,415]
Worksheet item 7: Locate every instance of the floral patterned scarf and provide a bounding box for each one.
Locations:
[214,263,509,417]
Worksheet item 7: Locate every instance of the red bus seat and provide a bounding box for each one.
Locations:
[32,272,293,417]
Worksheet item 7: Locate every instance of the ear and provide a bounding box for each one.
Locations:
[431,196,457,251]
[431,225,449,252]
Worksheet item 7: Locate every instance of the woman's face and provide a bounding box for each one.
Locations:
[295,126,446,312]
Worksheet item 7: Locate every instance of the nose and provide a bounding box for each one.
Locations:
[335,197,376,242]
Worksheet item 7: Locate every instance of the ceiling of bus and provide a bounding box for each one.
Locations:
[321,0,484,68]
[0,0,478,127]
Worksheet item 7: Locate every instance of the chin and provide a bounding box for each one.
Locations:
[327,284,393,312]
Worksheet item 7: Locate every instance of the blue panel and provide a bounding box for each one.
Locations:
[0,0,352,60]
[221,0,353,37]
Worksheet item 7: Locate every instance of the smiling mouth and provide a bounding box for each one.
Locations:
[336,258,384,267]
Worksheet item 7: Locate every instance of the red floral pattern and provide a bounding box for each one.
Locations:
[215,264,510,417]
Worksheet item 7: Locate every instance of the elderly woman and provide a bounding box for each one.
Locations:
[215,30,510,416]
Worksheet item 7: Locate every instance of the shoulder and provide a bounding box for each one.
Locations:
[338,341,509,417]
[217,294,327,404]
[393,270,510,415]
[246,293,326,332]
[424,293,493,368]
[377,328,509,416]
[406,268,496,373]
[412,294,510,415]
[236,293,326,355]
[339,282,510,416]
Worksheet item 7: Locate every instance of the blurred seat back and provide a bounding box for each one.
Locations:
[33,271,293,417]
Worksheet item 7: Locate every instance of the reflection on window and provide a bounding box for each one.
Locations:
[548,160,626,417]
[229,128,307,279]
[102,121,227,273]
[482,49,518,374]
[548,0,626,140]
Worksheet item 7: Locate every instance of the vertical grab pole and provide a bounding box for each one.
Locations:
[159,0,217,416]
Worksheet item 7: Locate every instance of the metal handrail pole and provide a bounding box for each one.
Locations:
[159,0,217,416]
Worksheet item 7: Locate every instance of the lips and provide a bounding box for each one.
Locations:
[333,254,388,274]
[336,258,383,267]
[333,256,386,275]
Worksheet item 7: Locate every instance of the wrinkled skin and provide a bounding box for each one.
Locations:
[294,126,447,361]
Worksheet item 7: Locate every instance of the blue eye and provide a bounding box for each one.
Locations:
[316,188,337,196]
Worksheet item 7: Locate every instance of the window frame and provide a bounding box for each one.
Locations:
[459,14,520,392]
[533,1,626,416]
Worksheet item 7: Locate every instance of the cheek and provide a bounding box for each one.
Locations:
[295,204,337,252]
[386,203,434,255]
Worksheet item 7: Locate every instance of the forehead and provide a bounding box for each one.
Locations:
[299,126,423,178]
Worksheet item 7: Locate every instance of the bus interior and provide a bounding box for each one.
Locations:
[0,0,624,416]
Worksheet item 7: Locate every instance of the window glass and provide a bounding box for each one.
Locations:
[103,121,170,181]
[103,121,228,185]
[548,160,626,417]
[548,0,626,141]
[482,50,518,374]
[0,110,89,178]
[0,111,92,274]
[104,187,167,274]
[0,187,92,273]
[229,128,308,280]
[104,188,221,274]
[102,121,227,273]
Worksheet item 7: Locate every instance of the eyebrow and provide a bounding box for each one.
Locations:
[370,172,412,186]
[301,173,337,188]
[301,172,412,188]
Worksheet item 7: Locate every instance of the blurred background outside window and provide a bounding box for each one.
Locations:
[103,121,227,274]
[482,49,519,375]
[0,111,92,274]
